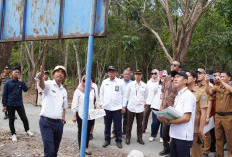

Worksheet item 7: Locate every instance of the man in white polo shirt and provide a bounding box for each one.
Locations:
[38,65,68,157]
[158,71,196,157]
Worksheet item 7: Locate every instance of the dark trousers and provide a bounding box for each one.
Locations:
[162,123,170,151]
[7,105,29,135]
[35,89,38,105]
[104,109,122,143]
[123,108,128,135]
[126,110,144,139]
[142,105,151,132]
[151,111,162,138]
[170,138,193,157]
[39,118,63,157]
[76,113,94,149]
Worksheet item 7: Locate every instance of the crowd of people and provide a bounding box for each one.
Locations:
[1,62,231,157]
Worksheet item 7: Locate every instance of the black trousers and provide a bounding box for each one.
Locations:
[162,123,170,151]
[123,108,128,135]
[7,105,29,135]
[76,113,94,149]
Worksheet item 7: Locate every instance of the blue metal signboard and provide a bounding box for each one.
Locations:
[0,0,108,42]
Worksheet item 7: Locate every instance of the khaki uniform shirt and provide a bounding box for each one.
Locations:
[211,85,232,113]
[191,85,208,133]
[161,75,177,109]
[0,73,12,97]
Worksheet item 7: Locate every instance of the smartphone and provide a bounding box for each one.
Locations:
[209,75,215,80]
[197,138,202,144]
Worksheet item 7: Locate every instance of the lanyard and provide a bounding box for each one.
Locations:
[135,83,141,96]
[174,88,188,108]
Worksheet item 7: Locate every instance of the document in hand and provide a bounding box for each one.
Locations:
[153,106,183,120]
[204,117,214,134]
[89,109,106,120]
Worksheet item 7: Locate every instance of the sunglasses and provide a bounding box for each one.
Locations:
[135,73,142,75]
[170,64,178,67]
[151,72,157,75]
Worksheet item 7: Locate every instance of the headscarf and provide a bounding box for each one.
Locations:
[150,69,160,82]
[78,75,93,93]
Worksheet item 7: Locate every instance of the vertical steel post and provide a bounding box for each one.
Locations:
[80,0,97,157]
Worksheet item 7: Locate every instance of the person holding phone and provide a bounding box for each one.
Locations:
[1,67,34,142]
[187,71,208,157]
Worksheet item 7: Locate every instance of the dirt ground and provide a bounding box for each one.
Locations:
[1,90,127,157]
[0,128,127,157]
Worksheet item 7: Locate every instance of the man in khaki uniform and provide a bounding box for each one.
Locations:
[206,71,232,157]
[0,65,12,119]
[187,71,208,157]
[196,68,212,156]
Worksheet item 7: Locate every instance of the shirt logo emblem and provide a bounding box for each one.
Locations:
[202,96,206,100]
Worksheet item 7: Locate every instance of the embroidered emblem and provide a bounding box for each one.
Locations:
[202,96,206,100]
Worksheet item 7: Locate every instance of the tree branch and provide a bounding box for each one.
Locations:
[141,17,173,63]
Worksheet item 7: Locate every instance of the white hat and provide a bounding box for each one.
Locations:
[127,150,144,157]
[52,65,67,76]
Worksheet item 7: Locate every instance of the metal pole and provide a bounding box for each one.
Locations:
[80,0,96,157]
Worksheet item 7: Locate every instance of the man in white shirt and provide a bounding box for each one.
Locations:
[38,65,68,157]
[158,71,196,157]
[123,69,149,145]
[98,66,125,149]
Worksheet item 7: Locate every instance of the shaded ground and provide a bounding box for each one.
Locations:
[0,129,127,157]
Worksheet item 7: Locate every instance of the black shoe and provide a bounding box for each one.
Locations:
[126,138,130,145]
[85,151,92,155]
[142,130,145,133]
[203,153,209,157]
[159,150,170,156]
[4,115,8,120]
[89,134,93,140]
[164,154,170,157]
[103,141,110,147]
[117,142,122,148]
[137,138,145,145]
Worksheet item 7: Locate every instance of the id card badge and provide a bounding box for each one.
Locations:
[115,85,119,91]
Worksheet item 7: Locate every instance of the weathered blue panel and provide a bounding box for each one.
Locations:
[62,0,108,38]
[0,0,108,42]
[1,0,25,41]
[25,0,61,40]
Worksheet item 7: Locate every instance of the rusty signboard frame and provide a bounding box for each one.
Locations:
[0,0,108,42]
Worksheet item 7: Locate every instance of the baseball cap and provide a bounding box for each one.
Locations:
[52,65,66,76]
[174,71,188,79]
[44,71,50,75]
[107,66,117,71]
[13,67,21,72]
[196,68,206,74]
[134,69,143,74]
[4,65,10,69]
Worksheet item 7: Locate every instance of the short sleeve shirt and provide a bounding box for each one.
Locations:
[191,86,208,133]
[211,85,232,113]
[39,80,68,119]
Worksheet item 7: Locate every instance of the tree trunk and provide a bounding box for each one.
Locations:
[0,43,14,71]
[64,44,69,72]
[20,42,24,79]
[72,40,81,84]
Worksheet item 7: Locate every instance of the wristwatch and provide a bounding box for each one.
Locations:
[62,119,66,124]
[206,115,210,119]
[166,120,171,125]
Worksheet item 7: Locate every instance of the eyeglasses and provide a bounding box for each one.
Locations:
[170,64,178,67]
[151,73,157,75]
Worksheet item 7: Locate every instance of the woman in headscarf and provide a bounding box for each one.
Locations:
[71,75,95,155]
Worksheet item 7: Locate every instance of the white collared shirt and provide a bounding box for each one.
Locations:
[124,81,149,113]
[99,78,124,111]
[170,87,196,141]
[146,80,159,105]
[151,83,162,110]
[39,80,68,119]
[71,89,95,120]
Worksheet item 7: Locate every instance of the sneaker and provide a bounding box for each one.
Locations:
[27,130,34,137]
[149,137,155,142]
[12,134,17,142]
[160,138,163,143]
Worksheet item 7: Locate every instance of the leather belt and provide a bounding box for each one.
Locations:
[41,116,61,123]
[217,112,232,116]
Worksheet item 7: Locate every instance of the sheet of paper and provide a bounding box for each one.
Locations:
[89,109,106,120]
[153,106,183,120]
[204,117,214,134]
